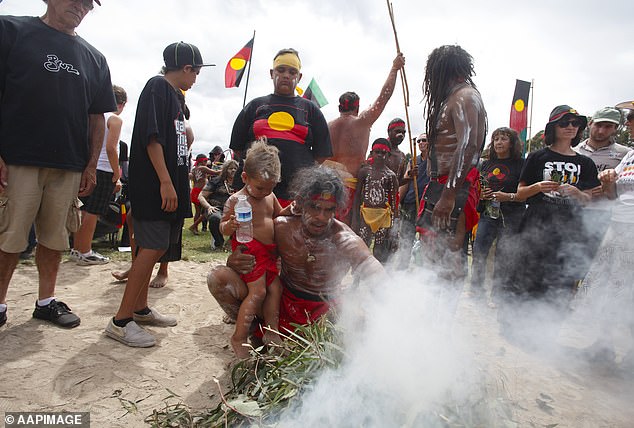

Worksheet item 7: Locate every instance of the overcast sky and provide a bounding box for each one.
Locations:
[3,0,633,156]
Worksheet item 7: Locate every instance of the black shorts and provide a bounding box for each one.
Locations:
[134,218,183,262]
[79,170,115,215]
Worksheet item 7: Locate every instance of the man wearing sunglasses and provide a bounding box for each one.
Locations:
[395,133,430,270]
[0,0,116,329]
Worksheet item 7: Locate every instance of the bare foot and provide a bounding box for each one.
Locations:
[149,273,168,288]
[231,336,251,359]
[188,225,199,235]
[111,269,129,282]
[262,330,282,346]
[222,314,236,324]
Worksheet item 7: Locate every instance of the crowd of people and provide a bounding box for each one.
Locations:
[1,1,633,374]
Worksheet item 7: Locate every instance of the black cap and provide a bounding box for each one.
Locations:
[163,42,215,69]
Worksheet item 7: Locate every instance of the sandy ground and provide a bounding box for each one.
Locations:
[1,259,633,427]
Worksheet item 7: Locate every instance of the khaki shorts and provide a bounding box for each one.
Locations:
[0,165,82,253]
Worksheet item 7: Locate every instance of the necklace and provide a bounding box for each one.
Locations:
[224,180,233,194]
[301,227,320,263]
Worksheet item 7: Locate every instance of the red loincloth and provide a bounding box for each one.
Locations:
[278,285,331,334]
[231,238,279,287]
[253,283,333,339]
[190,186,203,205]
[416,167,480,235]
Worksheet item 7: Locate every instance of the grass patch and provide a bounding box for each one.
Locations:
[15,214,231,266]
[90,217,229,264]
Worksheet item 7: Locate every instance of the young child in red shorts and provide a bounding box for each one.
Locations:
[220,138,289,358]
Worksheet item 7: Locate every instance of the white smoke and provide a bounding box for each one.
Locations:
[273,228,634,426]
[276,269,505,426]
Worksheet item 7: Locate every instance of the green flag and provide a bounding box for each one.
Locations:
[302,78,328,108]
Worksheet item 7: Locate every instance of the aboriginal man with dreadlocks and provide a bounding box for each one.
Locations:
[416,45,487,292]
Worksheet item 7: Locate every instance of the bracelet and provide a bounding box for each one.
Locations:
[510,193,516,201]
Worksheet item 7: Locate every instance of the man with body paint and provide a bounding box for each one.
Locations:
[352,138,399,264]
[325,53,405,224]
[385,117,409,186]
[207,166,385,341]
[230,48,332,207]
[417,44,487,283]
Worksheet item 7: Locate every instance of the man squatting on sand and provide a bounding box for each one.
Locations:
[207,166,385,347]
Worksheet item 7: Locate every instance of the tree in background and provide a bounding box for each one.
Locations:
[526,130,545,154]
[615,128,633,147]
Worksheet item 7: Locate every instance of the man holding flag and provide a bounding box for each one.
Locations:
[229,48,332,206]
[325,53,405,224]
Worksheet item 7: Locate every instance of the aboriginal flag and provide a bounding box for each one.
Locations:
[509,79,531,142]
[303,78,328,108]
[225,37,254,88]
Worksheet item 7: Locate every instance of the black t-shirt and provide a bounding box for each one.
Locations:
[229,94,332,199]
[118,141,129,162]
[0,16,116,171]
[480,157,525,216]
[128,76,192,221]
[520,148,600,209]
[202,176,234,208]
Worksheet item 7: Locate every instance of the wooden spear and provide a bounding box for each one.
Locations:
[386,0,419,213]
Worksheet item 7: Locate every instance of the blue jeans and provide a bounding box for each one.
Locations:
[471,216,500,291]
[471,214,519,299]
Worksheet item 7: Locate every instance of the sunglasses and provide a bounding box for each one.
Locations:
[416,139,428,143]
[557,119,583,128]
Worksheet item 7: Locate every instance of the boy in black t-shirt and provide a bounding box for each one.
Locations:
[105,42,213,348]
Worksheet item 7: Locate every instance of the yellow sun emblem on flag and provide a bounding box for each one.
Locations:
[514,99,525,112]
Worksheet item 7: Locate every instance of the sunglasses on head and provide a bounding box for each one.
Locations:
[557,118,583,128]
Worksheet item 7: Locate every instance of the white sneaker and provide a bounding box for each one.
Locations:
[69,249,81,261]
[76,250,110,266]
[105,319,155,347]
[133,307,177,327]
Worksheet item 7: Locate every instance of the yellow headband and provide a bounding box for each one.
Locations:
[273,53,301,71]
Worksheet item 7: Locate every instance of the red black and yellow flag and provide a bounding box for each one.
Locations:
[509,79,531,142]
[225,37,254,88]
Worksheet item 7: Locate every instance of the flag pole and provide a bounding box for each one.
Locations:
[528,79,535,146]
[242,30,256,108]
[386,1,419,212]
[527,79,534,154]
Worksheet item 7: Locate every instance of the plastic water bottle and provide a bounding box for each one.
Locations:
[411,239,423,266]
[489,199,501,219]
[234,195,253,243]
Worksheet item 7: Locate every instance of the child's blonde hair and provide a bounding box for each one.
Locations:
[243,137,281,182]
